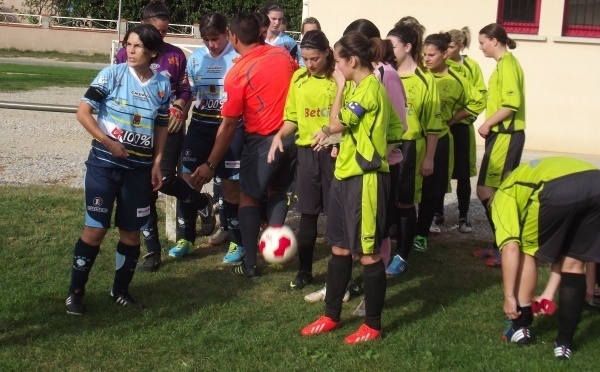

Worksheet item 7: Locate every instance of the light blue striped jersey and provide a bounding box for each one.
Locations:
[83,63,171,169]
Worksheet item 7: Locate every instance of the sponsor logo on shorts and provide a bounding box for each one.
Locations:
[137,206,151,217]
[185,149,192,157]
[305,106,331,118]
[87,197,109,213]
[182,149,196,162]
[225,160,240,169]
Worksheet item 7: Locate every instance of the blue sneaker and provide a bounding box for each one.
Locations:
[168,239,193,258]
[222,242,244,264]
[386,254,407,276]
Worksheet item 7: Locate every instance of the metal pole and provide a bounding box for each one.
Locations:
[117,0,123,44]
[301,0,310,23]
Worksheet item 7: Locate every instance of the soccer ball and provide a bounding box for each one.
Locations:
[259,225,298,264]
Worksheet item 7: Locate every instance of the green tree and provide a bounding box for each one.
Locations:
[17,0,303,31]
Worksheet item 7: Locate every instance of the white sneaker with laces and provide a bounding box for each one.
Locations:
[209,227,229,246]
[429,221,441,235]
[303,285,350,303]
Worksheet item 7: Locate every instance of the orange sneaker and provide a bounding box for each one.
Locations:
[344,324,381,344]
[301,316,339,336]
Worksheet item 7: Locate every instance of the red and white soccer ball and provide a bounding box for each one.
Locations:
[259,225,298,264]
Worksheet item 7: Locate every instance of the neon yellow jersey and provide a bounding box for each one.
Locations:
[487,52,525,132]
[283,68,337,146]
[335,74,402,180]
[492,157,597,250]
[400,68,442,140]
[432,69,485,134]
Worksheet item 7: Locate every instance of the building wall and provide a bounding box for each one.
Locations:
[308,0,600,156]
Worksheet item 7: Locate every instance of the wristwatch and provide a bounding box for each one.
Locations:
[206,161,217,171]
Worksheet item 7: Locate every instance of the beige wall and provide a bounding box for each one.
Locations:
[309,0,600,156]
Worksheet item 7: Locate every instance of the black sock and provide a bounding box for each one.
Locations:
[141,194,161,255]
[512,305,533,329]
[416,198,436,237]
[556,272,586,348]
[112,241,141,295]
[457,178,471,219]
[297,214,319,273]
[238,206,261,269]
[266,192,288,226]
[176,201,197,242]
[363,260,387,330]
[481,198,498,249]
[324,254,353,322]
[224,201,242,246]
[397,206,416,260]
[69,238,100,294]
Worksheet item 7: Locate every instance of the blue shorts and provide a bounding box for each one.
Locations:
[182,124,244,180]
[84,165,152,231]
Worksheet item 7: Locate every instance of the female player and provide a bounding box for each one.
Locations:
[492,157,600,359]
[300,31,402,344]
[385,24,442,275]
[66,24,170,315]
[297,17,321,67]
[474,23,526,267]
[171,13,246,265]
[267,30,336,290]
[415,32,484,251]
[434,26,487,234]
[115,0,210,271]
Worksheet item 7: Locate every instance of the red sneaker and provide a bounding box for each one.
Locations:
[301,316,339,337]
[473,247,496,258]
[485,251,502,267]
[344,324,381,344]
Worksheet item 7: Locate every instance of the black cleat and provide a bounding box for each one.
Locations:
[66,290,84,316]
[232,263,261,279]
[290,270,313,290]
[110,291,140,307]
[137,252,162,272]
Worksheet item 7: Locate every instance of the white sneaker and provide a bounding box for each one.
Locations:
[459,218,473,233]
[352,297,366,317]
[303,285,350,303]
[209,227,229,246]
[430,221,441,235]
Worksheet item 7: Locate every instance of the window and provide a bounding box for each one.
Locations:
[497,0,542,34]
[563,0,600,37]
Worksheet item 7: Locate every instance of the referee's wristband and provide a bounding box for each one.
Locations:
[321,125,331,136]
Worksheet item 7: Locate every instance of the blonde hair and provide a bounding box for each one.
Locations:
[447,26,471,49]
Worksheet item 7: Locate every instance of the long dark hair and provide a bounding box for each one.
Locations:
[300,30,335,78]
[142,0,170,22]
[335,31,374,72]
[387,25,425,70]
[343,19,380,39]
[480,23,517,49]
[424,32,452,52]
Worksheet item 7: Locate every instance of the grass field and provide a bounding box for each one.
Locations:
[1,185,599,371]
[0,48,109,63]
[0,63,99,92]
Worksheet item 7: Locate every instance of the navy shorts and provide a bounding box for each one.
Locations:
[240,133,297,199]
[182,124,244,181]
[294,146,335,215]
[84,165,152,231]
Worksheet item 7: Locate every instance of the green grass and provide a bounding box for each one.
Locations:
[0,64,99,92]
[0,48,109,63]
[1,185,599,371]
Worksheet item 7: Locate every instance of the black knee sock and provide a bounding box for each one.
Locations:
[297,214,319,273]
[324,254,353,322]
[161,176,208,210]
[238,206,261,269]
[556,272,586,348]
[224,201,242,246]
[176,201,197,242]
[267,192,288,226]
[481,198,498,249]
[363,260,387,330]
[512,305,533,329]
[112,241,141,295]
[416,197,436,237]
[69,238,100,294]
[397,206,416,260]
[456,178,471,219]
[141,194,161,255]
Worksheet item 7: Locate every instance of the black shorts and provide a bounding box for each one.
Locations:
[182,124,244,180]
[294,146,335,215]
[326,173,390,255]
[534,170,600,263]
[478,131,525,188]
[240,132,297,199]
[451,124,476,179]
[421,134,450,200]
